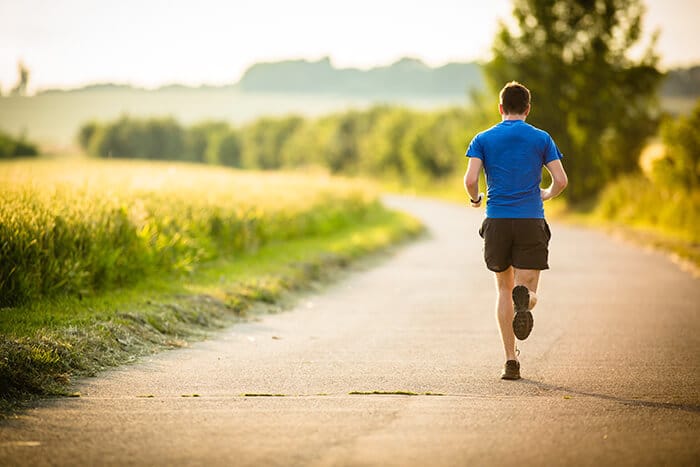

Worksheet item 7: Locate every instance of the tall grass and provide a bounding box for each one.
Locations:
[0,159,377,307]
[594,174,700,243]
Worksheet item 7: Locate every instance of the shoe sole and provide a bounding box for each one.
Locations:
[500,373,521,380]
[512,285,533,341]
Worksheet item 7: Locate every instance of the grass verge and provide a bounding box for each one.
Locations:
[547,203,700,276]
[546,176,700,274]
[0,205,423,413]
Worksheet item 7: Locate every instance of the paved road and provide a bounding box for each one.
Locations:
[1,196,699,466]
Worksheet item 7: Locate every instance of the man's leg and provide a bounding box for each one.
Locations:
[511,268,541,341]
[513,268,540,309]
[495,267,517,361]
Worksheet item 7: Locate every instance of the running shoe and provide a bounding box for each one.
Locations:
[512,285,534,340]
[501,360,521,380]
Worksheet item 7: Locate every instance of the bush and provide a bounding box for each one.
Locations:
[652,100,700,190]
[84,116,186,160]
[595,174,700,242]
[76,105,488,184]
[240,116,303,169]
[185,121,230,164]
[77,122,98,151]
[0,130,38,158]
[217,130,242,167]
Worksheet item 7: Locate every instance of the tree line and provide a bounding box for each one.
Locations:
[78,88,696,201]
[78,106,488,186]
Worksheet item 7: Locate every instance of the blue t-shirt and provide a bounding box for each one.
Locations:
[466,120,563,218]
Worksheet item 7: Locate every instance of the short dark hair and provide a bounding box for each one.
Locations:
[499,81,531,114]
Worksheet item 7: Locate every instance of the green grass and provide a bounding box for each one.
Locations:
[593,175,700,242]
[0,158,378,308]
[566,175,700,271]
[0,204,422,409]
[0,157,423,409]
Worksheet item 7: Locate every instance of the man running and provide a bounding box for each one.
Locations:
[464,81,568,380]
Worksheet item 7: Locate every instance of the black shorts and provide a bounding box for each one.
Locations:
[478,218,551,272]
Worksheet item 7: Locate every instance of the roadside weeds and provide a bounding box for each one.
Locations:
[0,209,424,414]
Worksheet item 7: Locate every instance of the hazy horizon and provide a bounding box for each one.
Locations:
[2,0,699,94]
[6,56,483,94]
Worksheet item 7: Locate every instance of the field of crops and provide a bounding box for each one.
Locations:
[0,158,378,308]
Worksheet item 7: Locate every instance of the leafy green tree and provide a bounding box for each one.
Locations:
[323,111,363,174]
[321,110,389,174]
[359,108,416,180]
[403,108,477,180]
[86,116,185,160]
[279,120,328,168]
[653,100,700,190]
[217,130,243,168]
[187,121,230,163]
[78,122,99,152]
[141,118,186,160]
[241,116,303,169]
[485,0,662,200]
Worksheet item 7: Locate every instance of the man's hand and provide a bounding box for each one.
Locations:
[540,188,551,201]
[464,158,483,208]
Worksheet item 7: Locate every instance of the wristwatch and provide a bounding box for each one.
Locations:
[470,194,483,204]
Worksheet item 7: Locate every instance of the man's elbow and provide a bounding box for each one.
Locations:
[465,176,479,191]
[559,173,569,190]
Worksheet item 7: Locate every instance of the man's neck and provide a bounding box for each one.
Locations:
[502,115,527,121]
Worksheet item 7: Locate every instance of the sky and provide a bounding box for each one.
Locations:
[1,0,699,93]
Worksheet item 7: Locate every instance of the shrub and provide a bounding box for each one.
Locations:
[85,116,186,160]
[653,100,700,189]
[0,130,38,158]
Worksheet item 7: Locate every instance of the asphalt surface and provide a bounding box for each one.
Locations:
[1,196,699,466]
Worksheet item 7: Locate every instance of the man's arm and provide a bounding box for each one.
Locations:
[464,157,484,207]
[541,159,568,201]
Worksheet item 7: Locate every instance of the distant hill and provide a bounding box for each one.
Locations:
[237,57,484,96]
[33,57,484,97]
[661,66,700,98]
[36,82,235,95]
[32,59,698,100]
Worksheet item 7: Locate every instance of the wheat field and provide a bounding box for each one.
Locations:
[0,158,378,307]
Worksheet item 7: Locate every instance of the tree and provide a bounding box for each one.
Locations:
[653,100,700,190]
[241,116,303,169]
[485,0,662,201]
[86,116,186,160]
[358,108,415,180]
[10,61,30,96]
[217,130,243,168]
[403,108,475,180]
[186,121,230,164]
[78,122,99,151]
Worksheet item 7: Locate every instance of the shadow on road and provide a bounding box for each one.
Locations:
[519,379,700,414]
